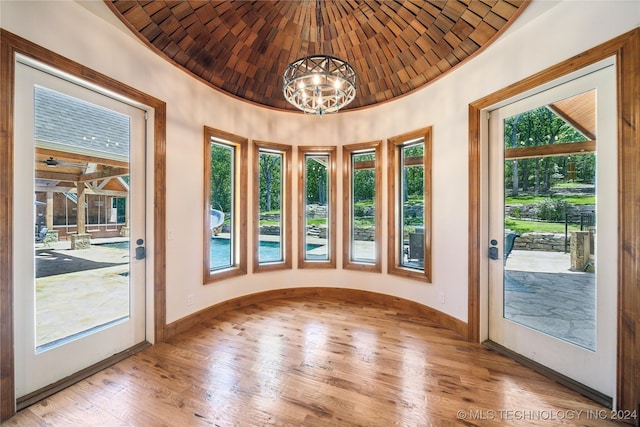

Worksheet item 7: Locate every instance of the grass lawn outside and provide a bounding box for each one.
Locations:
[505,218,579,234]
[505,194,595,205]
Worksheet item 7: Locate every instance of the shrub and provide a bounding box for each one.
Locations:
[534,198,571,221]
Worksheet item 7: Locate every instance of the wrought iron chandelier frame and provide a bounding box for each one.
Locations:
[282,55,356,115]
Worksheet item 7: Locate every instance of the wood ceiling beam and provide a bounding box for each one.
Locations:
[35,147,129,168]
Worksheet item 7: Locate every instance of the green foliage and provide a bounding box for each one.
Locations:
[306,217,327,226]
[210,143,233,214]
[402,143,424,201]
[503,106,595,193]
[353,169,375,201]
[259,152,281,212]
[353,204,367,218]
[305,155,327,204]
[534,198,571,221]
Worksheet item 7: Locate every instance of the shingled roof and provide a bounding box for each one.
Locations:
[34,86,130,161]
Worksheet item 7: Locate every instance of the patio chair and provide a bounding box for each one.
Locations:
[504,232,518,265]
[408,228,424,260]
[35,227,48,243]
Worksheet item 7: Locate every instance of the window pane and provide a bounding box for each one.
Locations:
[305,154,329,260]
[210,141,234,270]
[351,151,376,262]
[400,141,424,270]
[258,151,283,263]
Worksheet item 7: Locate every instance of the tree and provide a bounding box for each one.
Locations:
[259,152,281,211]
[305,156,327,204]
[210,143,233,213]
[503,106,589,194]
[352,153,375,202]
[403,143,424,202]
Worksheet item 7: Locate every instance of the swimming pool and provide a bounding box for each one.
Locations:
[210,238,324,269]
[95,241,129,251]
[97,239,325,269]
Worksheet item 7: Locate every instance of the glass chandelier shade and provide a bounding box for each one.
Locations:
[282,55,356,115]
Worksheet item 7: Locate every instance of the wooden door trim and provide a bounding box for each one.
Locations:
[468,28,640,415]
[0,29,167,421]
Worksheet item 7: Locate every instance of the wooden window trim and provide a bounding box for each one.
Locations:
[253,140,292,273]
[342,141,382,272]
[297,146,337,269]
[387,127,432,282]
[203,127,247,283]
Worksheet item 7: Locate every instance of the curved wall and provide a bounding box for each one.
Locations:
[2,1,638,327]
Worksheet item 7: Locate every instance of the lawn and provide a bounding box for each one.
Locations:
[504,218,580,234]
[505,194,595,205]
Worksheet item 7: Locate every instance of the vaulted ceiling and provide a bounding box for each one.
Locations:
[106,1,528,112]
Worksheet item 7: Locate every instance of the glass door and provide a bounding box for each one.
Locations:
[488,62,617,399]
[14,58,146,398]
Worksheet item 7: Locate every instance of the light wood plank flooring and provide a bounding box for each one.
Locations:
[6,297,621,426]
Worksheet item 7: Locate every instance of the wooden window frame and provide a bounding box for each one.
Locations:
[342,141,382,272]
[253,140,292,273]
[387,127,432,282]
[203,127,247,283]
[297,146,337,269]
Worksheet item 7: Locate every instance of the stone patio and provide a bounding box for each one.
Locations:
[504,250,595,350]
[34,239,130,349]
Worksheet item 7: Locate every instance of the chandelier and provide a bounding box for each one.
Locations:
[282,1,356,115]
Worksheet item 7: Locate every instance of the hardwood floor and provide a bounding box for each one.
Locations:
[6,297,622,426]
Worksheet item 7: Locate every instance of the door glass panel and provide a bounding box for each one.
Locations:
[399,140,424,270]
[304,154,329,260]
[34,86,131,352]
[502,91,596,350]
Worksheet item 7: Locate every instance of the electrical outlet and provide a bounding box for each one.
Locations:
[438,292,445,305]
[187,294,194,306]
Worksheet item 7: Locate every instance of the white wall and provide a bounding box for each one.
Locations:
[2,1,638,326]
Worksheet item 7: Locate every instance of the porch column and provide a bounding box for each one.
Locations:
[76,182,86,234]
[46,190,54,229]
[70,182,91,249]
[119,193,130,237]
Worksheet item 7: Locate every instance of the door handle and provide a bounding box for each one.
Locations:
[135,238,145,260]
[489,239,499,260]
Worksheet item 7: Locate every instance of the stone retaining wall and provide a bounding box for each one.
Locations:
[505,204,595,222]
[512,232,568,252]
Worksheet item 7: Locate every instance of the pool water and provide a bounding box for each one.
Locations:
[210,238,324,269]
[99,239,326,269]
[96,241,130,251]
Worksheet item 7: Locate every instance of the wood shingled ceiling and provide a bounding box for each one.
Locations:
[106,1,528,112]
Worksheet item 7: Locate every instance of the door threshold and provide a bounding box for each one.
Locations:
[482,340,612,408]
[16,341,151,411]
